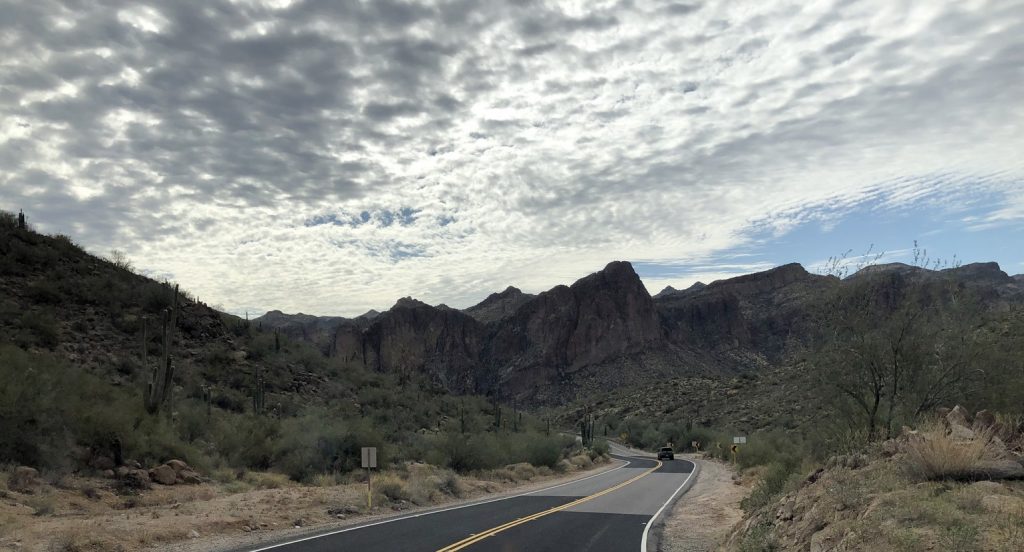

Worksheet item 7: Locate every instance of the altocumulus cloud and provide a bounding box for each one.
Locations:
[1,0,1022,315]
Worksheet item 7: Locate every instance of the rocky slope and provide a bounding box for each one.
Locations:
[724,407,1024,551]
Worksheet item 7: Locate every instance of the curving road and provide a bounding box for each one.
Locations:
[242,443,697,552]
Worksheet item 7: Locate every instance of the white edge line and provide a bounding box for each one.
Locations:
[639,459,698,552]
[247,458,634,552]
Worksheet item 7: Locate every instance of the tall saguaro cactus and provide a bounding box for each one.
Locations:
[143,284,179,415]
[580,405,595,448]
[253,365,266,414]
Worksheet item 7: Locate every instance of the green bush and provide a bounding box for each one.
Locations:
[741,460,800,512]
[19,311,60,349]
[519,434,562,468]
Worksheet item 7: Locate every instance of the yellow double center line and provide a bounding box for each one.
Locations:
[436,459,663,552]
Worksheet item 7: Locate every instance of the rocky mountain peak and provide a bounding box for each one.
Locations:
[655,285,679,298]
[393,296,428,309]
[942,262,1012,284]
[705,262,816,295]
[358,309,381,320]
[464,285,535,324]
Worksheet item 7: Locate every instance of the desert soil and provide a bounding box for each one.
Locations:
[660,454,748,552]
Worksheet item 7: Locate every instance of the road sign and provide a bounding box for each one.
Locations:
[733,436,747,445]
[691,440,700,451]
[361,447,377,468]
[731,445,739,453]
[362,447,378,510]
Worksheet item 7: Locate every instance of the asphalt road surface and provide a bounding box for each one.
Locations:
[243,443,697,552]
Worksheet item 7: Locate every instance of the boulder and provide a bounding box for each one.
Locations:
[179,470,203,484]
[166,459,189,473]
[8,466,40,494]
[973,410,997,431]
[91,456,116,471]
[122,469,152,490]
[947,405,972,428]
[150,464,178,485]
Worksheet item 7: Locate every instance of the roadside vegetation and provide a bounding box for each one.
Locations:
[0,211,598,483]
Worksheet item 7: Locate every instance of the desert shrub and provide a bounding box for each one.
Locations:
[438,470,464,497]
[519,434,563,468]
[140,283,175,314]
[738,521,779,552]
[904,426,1002,481]
[28,493,56,516]
[940,523,979,552]
[741,459,800,512]
[407,474,443,505]
[507,463,537,481]
[26,280,63,304]
[375,473,410,502]
[0,345,64,466]
[241,471,292,490]
[569,453,592,469]
[590,438,610,458]
[19,311,60,349]
[0,210,15,229]
[735,431,802,469]
[215,414,280,471]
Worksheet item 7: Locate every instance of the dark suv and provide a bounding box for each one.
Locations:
[657,447,674,460]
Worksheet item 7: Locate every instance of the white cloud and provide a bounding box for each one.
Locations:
[1,0,1022,315]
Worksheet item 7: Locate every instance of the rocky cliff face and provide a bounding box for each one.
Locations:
[331,261,665,399]
[358,298,486,392]
[463,286,535,324]
[254,310,349,354]
[656,263,836,365]
[317,260,1024,404]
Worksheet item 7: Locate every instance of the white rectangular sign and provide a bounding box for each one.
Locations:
[733,436,747,444]
[361,447,377,468]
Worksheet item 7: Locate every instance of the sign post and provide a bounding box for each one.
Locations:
[691,440,700,452]
[731,436,746,464]
[361,447,377,510]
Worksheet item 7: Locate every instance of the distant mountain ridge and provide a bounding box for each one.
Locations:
[264,258,1022,405]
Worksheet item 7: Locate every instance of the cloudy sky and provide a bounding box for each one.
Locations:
[2,0,1023,316]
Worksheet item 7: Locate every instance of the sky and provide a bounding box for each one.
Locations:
[2,0,1023,316]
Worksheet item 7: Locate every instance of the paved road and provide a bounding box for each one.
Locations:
[244,444,696,552]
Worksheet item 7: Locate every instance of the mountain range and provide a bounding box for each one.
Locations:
[256,260,1024,405]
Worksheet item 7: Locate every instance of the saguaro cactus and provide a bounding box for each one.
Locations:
[491,391,502,430]
[580,406,596,448]
[201,384,213,418]
[253,365,266,414]
[17,209,25,229]
[143,285,179,415]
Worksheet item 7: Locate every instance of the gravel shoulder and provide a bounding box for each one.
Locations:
[659,454,748,552]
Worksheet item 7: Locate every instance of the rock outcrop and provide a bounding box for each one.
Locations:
[331,261,664,400]
[463,286,535,324]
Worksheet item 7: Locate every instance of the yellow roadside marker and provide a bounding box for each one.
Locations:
[436,459,663,552]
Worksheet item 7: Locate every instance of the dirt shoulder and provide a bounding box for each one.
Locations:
[1,456,617,552]
[659,454,748,552]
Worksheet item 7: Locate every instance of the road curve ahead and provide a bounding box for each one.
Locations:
[243,447,696,552]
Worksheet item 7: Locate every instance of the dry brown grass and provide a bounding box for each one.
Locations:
[904,425,1004,481]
